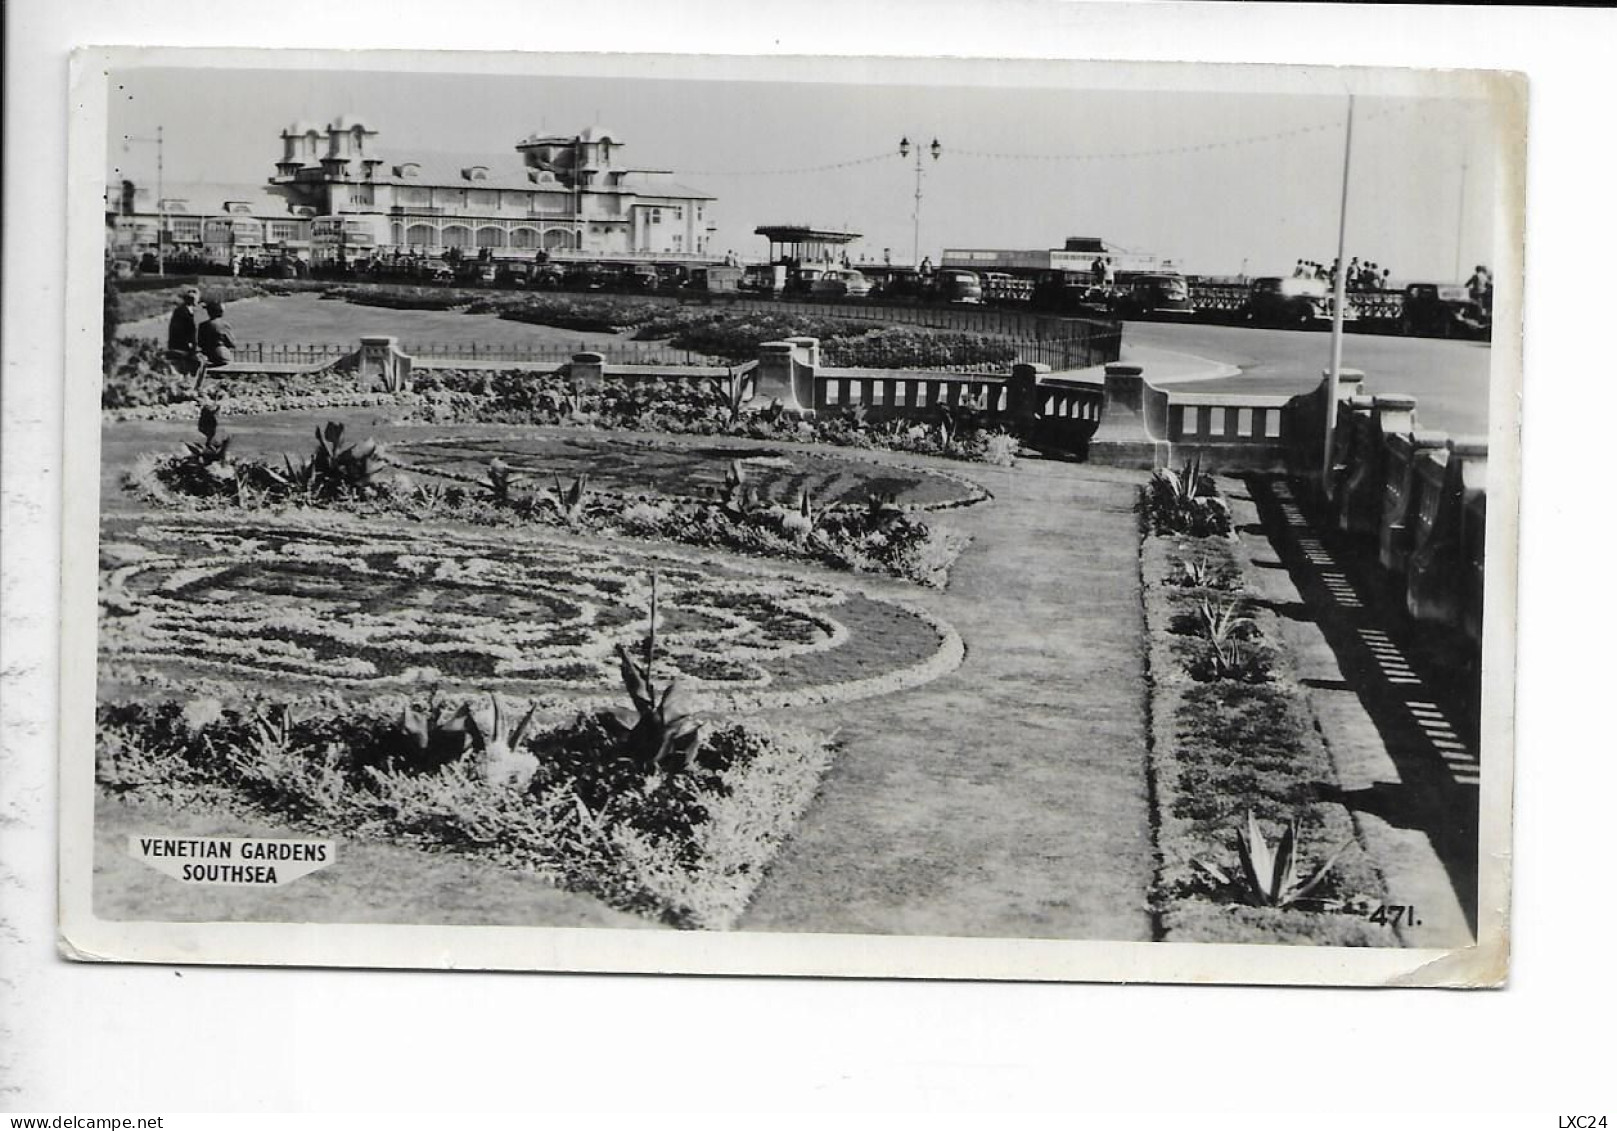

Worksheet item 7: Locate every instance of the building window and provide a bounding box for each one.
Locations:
[649,209,661,223]
[468,189,497,210]
[398,186,430,207]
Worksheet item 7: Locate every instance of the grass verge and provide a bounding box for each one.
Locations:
[1139,526,1392,946]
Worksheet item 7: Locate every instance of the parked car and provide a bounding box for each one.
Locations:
[981,271,1034,304]
[621,264,660,291]
[566,263,609,291]
[811,268,872,299]
[785,265,829,296]
[528,263,566,288]
[738,264,780,295]
[1111,272,1193,319]
[1241,276,1356,328]
[935,268,983,304]
[1399,283,1491,339]
[1030,271,1112,316]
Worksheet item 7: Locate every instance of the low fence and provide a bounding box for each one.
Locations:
[1187,283,1406,328]
[347,334,1105,455]
[232,340,719,367]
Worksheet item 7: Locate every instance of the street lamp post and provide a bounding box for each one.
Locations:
[898,136,941,268]
[124,125,165,275]
[1321,94,1356,500]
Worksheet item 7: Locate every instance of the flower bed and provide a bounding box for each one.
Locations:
[1139,515,1390,945]
[127,413,975,588]
[96,692,837,929]
[99,514,962,710]
[387,433,985,510]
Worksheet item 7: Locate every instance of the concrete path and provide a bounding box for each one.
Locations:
[742,458,1156,941]
[1231,476,1479,947]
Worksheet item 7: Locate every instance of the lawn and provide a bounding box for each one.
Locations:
[120,292,634,350]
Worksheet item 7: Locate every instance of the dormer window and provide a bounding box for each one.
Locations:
[398,163,421,179]
[463,165,490,181]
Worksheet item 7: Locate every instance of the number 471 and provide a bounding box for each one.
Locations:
[1366,904,1419,927]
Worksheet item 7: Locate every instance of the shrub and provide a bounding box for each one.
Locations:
[96,695,835,929]
[1145,457,1234,538]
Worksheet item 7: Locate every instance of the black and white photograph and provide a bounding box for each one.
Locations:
[56,46,1520,984]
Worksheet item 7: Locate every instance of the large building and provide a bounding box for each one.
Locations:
[105,179,315,268]
[270,117,718,264]
[106,117,720,269]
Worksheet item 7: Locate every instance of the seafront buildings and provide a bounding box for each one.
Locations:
[106,117,719,268]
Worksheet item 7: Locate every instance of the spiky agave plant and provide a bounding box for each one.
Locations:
[779,486,819,542]
[717,458,757,517]
[396,692,541,787]
[1197,595,1255,678]
[461,692,542,788]
[722,366,751,423]
[549,472,590,526]
[480,457,519,504]
[602,572,703,775]
[311,421,386,497]
[1197,812,1357,909]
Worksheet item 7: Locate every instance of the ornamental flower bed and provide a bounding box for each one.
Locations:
[96,689,836,930]
[1139,507,1390,945]
[98,516,961,706]
[129,413,975,588]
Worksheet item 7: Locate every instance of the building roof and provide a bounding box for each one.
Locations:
[519,125,619,146]
[106,179,311,218]
[754,225,862,243]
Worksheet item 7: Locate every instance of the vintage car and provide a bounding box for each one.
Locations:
[737,264,780,295]
[1111,272,1193,319]
[1399,283,1491,339]
[811,268,872,299]
[626,264,662,290]
[934,268,984,304]
[1241,276,1357,328]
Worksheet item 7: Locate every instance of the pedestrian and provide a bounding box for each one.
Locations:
[199,300,236,367]
[166,286,205,378]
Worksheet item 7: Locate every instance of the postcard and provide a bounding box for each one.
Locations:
[60,46,1522,984]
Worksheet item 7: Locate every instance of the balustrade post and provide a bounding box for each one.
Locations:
[570,351,605,390]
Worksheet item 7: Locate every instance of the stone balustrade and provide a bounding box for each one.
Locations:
[343,333,1486,645]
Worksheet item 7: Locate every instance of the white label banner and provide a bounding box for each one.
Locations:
[128,835,337,886]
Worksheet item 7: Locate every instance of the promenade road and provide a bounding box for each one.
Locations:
[1122,320,1496,438]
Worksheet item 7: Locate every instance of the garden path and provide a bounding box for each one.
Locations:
[742,458,1157,941]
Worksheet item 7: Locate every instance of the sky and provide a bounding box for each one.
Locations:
[105,57,1509,279]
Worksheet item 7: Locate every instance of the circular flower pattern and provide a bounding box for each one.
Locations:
[99,514,961,710]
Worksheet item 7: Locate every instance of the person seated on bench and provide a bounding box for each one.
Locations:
[165,286,205,383]
[199,300,236,369]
